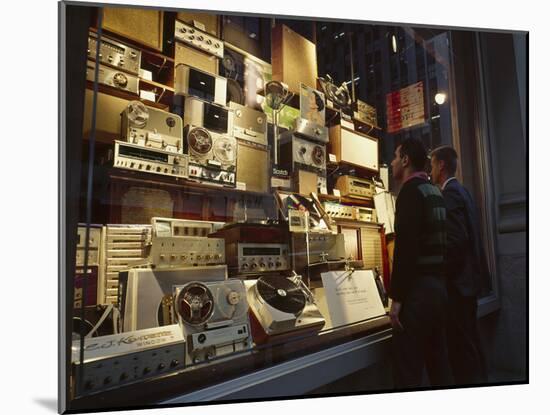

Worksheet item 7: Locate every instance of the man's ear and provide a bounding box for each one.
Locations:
[401,154,409,168]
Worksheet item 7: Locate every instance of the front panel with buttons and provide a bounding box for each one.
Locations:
[87,31,142,75]
[175,20,224,59]
[237,243,290,273]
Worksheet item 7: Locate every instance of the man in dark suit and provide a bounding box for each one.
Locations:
[430,145,488,385]
[389,138,453,388]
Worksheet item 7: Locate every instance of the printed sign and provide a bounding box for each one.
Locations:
[386,81,425,133]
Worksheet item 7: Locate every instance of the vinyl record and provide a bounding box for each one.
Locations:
[256,275,306,315]
[175,282,215,326]
[213,137,236,165]
[188,127,213,156]
[227,79,245,105]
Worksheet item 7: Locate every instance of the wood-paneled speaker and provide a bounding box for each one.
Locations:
[293,169,320,196]
[175,42,218,75]
[236,140,270,193]
[176,11,219,36]
[102,7,164,52]
[328,125,379,173]
[271,24,318,94]
[82,89,130,142]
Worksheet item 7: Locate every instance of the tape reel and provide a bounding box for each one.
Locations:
[127,100,149,128]
[215,285,247,321]
[175,282,215,327]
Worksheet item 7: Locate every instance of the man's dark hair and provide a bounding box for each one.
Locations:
[430,145,458,176]
[398,138,428,172]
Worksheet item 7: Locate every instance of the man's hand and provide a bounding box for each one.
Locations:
[389,300,404,331]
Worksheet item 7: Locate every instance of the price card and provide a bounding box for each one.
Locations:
[321,269,386,326]
[329,153,337,163]
[333,189,341,197]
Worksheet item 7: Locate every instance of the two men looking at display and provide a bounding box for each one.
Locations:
[388,138,487,388]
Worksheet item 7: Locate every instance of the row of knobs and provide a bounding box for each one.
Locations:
[87,50,137,66]
[159,253,222,261]
[242,261,283,270]
[326,210,353,218]
[84,360,180,389]
[179,27,221,48]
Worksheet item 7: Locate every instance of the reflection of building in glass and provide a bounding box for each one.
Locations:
[316,23,453,163]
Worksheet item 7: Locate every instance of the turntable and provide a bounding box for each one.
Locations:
[173,279,252,364]
[244,274,325,342]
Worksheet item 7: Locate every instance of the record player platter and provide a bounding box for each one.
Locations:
[256,275,306,315]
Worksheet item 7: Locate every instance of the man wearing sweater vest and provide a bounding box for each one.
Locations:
[430,145,488,385]
[389,138,453,388]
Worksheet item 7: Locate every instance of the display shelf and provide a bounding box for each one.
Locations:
[107,167,274,199]
[85,81,169,110]
[69,316,390,410]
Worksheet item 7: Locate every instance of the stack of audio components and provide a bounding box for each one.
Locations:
[74,224,102,308]
[86,30,141,95]
[99,224,151,305]
[279,83,329,195]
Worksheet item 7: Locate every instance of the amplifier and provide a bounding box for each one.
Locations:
[182,96,234,136]
[175,42,218,75]
[335,175,375,200]
[279,131,326,174]
[176,11,219,36]
[121,101,183,154]
[271,24,318,94]
[230,102,267,146]
[87,30,141,75]
[236,139,270,193]
[112,140,189,179]
[149,236,225,269]
[323,201,355,221]
[71,325,185,397]
[355,206,377,223]
[293,117,329,144]
[119,265,227,331]
[102,7,164,52]
[226,242,290,274]
[175,19,223,59]
[151,217,223,238]
[328,125,379,172]
[100,225,151,305]
[175,64,227,105]
[86,60,138,94]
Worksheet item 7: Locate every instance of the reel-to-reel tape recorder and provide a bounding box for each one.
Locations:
[122,101,184,154]
[184,125,237,187]
[173,279,252,364]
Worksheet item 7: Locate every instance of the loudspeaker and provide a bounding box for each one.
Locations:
[82,89,130,142]
[271,24,318,94]
[102,7,164,51]
[175,42,218,75]
[236,140,270,193]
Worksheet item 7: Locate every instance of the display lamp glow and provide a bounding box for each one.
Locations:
[435,92,447,105]
[264,81,293,165]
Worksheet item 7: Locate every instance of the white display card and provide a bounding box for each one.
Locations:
[321,269,386,327]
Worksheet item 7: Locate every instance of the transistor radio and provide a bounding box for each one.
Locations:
[335,175,375,200]
[112,140,189,179]
[175,64,227,105]
[173,279,252,364]
[121,101,183,154]
[87,30,141,75]
[174,20,224,59]
[182,96,234,136]
[86,60,139,94]
[230,102,267,146]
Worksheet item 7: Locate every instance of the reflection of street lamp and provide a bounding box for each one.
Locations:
[391,34,398,53]
[264,81,293,165]
[435,92,447,105]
